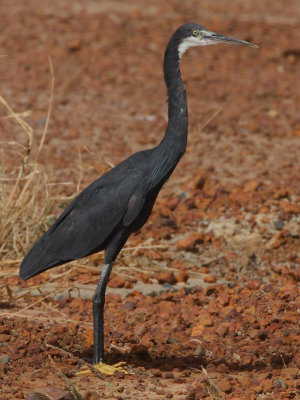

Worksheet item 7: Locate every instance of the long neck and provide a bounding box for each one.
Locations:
[162,37,188,149]
[146,36,188,189]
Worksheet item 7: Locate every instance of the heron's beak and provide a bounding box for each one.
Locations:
[203,31,258,48]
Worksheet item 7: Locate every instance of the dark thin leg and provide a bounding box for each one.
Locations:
[92,261,114,364]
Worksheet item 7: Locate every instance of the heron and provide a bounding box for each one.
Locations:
[20,23,257,375]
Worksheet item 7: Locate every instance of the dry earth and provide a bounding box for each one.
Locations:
[0,1,299,399]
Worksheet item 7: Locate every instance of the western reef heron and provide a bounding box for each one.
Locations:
[20,23,257,375]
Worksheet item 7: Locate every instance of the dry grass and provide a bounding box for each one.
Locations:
[0,59,156,273]
[0,58,59,267]
[201,367,226,400]
[0,57,169,306]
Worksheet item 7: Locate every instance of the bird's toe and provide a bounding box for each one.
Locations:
[76,361,131,376]
[94,361,129,376]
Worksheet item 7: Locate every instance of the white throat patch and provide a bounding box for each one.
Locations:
[178,37,201,59]
[178,36,216,59]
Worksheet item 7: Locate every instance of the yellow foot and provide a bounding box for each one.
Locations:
[76,361,130,376]
[94,361,128,376]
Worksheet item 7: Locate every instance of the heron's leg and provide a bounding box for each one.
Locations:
[77,234,131,376]
[76,260,130,376]
[92,262,114,364]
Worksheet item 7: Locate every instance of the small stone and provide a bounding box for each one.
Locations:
[216,323,229,337]
[117,386,125,393]
[176,232,204,251]
[27,387,75,400]
[0,334,10,342]
[270,229,290,249]
[244,180,260,192]
[285,367,299,379]
[175,270,189,283]
[197,309,214,326]
[191,324,205,337]
[261,379,273,391]
[274,220,284,230]
[114,370,125,379]
[241,354,252,366]
[68,39,81,52]
[280,200,300,214]
[130,343,148,355]
[199,266,208,274]
[274,378,287,389]
[273,187,288,199]
[204,275,217,283]
[133,323,148,338]
[0,354,11,364]
[151,368,162,377]
[217,363,229,373]
[121,302,136,311]
[166,197,180,211]
[163,372,174,379]
[124,280,134,289]
[108,277,125,288]
[279,283,298,300]
[157,271,176,285]
[193,171,207,189]
[217,378,232,393]
[217,293,230,306]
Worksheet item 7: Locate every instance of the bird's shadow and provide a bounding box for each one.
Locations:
[78,348,279,374]
[80,349,206,372]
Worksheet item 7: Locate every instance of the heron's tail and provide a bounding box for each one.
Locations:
[19,236,65,280]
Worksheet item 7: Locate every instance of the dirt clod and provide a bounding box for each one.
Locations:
[27,388,74,400]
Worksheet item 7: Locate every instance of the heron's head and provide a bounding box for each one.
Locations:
[176,23,258,59]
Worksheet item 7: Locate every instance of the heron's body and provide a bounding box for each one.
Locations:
[20,143,184,278]
[20,23,256,367]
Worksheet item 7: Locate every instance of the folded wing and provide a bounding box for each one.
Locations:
[20,165,145,280]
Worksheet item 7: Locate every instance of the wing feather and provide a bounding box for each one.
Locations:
[20,154,149,280]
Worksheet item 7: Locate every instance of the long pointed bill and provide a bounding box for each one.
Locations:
[203,31,258,48]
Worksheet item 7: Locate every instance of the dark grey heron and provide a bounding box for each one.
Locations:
[20,23,257,375]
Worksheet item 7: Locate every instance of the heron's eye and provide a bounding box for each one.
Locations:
[192,29,199,37]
